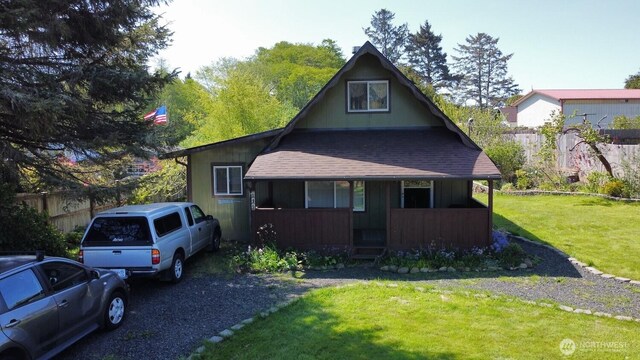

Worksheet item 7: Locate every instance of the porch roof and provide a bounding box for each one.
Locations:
[245,129,501,180]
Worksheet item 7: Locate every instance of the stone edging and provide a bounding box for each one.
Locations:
[508,234,640,286]
[472,182,640,202]
[189,281,640,358]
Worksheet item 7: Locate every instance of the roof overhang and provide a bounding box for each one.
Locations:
[245,129,501,181]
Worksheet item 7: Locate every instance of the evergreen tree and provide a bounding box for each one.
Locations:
[0,0,174,190]
[363,9,408,63]
[452,33,520,108]
[406,20,455,89]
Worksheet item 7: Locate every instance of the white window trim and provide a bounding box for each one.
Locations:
[304,181,365,211]
[401,180,434,208]
[213,165,244,196]
[347,80,389,112]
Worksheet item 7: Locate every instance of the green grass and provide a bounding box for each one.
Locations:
[197,284,639,359]
[476,193,640,280]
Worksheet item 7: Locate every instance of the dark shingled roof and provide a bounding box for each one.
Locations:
[245,129,501,180]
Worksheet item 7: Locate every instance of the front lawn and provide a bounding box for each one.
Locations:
[197,284,639,359]
[476,193,640,280]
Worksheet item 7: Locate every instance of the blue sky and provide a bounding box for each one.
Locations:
[154,0,640,92]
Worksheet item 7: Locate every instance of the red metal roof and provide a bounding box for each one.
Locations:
[514,89,640,106]
[245,129,501,180]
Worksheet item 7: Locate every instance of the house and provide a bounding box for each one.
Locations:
[512,89,640,128]
[162,42,501,254]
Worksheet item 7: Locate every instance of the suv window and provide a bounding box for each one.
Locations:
[38,262,88,292]
[84,216,152,247]
[0,269,44,310]
[153,212,182,237]
[190,205,206,224]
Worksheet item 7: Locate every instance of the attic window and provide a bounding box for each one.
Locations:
[347,80,389,112]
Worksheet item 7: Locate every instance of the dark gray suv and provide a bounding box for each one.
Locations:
[0,254,129,360]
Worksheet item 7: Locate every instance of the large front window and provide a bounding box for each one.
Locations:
[347,80,389,112]
[213,165,243,196]
[401,180,433,208]
[305,181,365,211]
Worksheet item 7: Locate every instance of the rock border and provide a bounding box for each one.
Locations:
[189,281,640,358]
[473,182,640,202]
[508,234,640,286]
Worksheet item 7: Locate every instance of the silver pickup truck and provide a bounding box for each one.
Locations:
[79,202,221,283]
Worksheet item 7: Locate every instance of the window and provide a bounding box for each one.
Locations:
[190,205,206,224]
[84,216,152,246]
[213,166,243,196]
[305,181,365,211]
[347,80,389,112]
[38,262,88,292]
[153,212,182,237]
[401,180,433,209]
[0,269,44,310]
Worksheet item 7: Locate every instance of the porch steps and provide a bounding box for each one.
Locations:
[351,246,387,260]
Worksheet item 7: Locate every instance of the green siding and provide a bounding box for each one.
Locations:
[353,181,386,230]
[296,54,443,130]
[434,180,469,208]
[189,139,271,241]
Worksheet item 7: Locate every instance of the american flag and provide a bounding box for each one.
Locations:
[143,105,168,125]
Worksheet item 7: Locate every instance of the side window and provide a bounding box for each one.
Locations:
[153,212,183,237]
[38,262,88,292]
[190,205,205,224]
[0,269,44,310]
[213,165,243,196]
[184,207,194,226]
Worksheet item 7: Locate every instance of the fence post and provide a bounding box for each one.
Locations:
[89,193,95,219]
[40,191,49,223]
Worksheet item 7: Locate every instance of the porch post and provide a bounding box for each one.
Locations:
[385,182,391,247]
[248,180,255,244]
[488,180,494,242]
[349,181,354,247]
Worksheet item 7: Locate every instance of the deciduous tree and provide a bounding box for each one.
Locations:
[624,70,640,89]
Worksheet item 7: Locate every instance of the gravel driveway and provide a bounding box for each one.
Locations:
[57,239,640,359]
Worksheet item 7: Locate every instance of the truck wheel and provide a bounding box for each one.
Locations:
[208,229,221,252]
[169,252,184,283]
[104,291,126,330]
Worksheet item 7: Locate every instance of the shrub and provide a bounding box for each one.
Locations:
[585,171,610,194]
[0,185,68,257]
[500,182,514,191]
[491,230,509,253]
[484,141,525,183]
[232,245,299,273]
[600,179,629,198]
[496,243,527,268]
[515,169,533,190]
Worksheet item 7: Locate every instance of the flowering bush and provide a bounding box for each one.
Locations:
[491,230,509,253]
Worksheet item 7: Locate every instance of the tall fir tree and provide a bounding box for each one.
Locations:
[406,20,455,89]
[363,9,408,64]
[0,0,174,190]
[452,33,520,108]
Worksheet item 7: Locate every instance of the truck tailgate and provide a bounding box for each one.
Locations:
[83,247,152,268]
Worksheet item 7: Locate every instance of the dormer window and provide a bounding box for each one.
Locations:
[347,80,389,112]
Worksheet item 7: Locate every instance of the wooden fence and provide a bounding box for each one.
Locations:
[15,192,116,233]
[511,132,640,179]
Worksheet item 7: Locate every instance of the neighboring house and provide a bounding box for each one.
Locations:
[512,89,640,128]
[162,42,501,255]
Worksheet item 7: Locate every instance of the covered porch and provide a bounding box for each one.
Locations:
[245,129,500,254]
[249,179,494,253]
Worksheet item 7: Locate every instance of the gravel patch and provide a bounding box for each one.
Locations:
[56,254,307,360]
[57,238,640,359]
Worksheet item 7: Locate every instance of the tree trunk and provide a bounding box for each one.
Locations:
[588,143,613,177]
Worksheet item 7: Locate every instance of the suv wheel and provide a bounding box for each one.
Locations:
[169,252,184,283]
[104,291,126,330]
